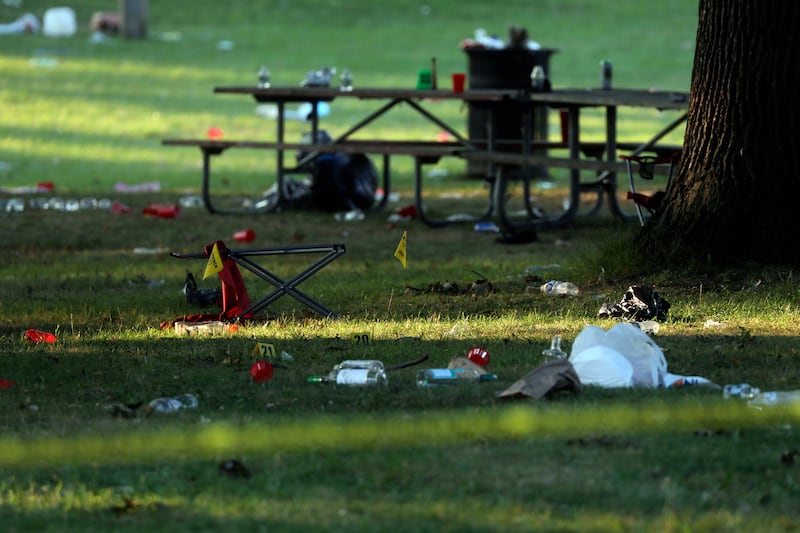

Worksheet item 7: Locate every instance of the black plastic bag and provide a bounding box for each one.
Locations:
[311,153,377,212]
[597,285,671,321]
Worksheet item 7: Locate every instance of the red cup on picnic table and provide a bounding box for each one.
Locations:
[233,229,256,243]
[451,72,466,93]
[24,329,57,343]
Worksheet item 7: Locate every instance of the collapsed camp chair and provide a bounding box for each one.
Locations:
[620,152,680,225]
[171,240,346,320]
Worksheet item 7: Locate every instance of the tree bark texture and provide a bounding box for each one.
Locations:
[639,0,800,265]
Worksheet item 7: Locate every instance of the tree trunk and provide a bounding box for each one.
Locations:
[638,0,800,265]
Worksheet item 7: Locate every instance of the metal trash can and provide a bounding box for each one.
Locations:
[465,47,557,177]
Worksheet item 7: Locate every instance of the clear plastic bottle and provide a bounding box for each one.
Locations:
[542,335,567,360]
[146,393,199,414]
[416,368,497,387]
[747,390,800,408]
[332,360,384,372]
[340,68,353,91]
[540,280,579,296]
[723,383,760,400]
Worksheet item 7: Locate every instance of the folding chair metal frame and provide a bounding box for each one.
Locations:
[171,242,346,319]
[621,153,679,225]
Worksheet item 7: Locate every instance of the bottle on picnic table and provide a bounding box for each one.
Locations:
[307,360,388,386]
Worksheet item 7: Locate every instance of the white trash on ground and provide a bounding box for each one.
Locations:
[568,323,716,389]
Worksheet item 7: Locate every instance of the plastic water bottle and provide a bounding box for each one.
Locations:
[146,394,199,414]
[340,68,353,91]
[747,390,800,408]
[723,383,760,400]
[416,368,497,387]
[542,335,567,360]
[540,280,579,296]
[308,360,387,386]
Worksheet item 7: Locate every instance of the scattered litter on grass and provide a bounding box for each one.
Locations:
[145,393,198,414]
[467,346,490,366]
[405,275,494,296]
[24,329,56,343]
[567,323,717,389]
[114,181,160,193]
[105,401,144,418]
[427,168,448,178]
[218,459,251,479]
[174,320,236,336]
[133,247,168,255]
[474,222,500,233]
[497,359,582,400]
[598,285,670,321]
[179,195,203,208]
[142,202,181,218]
[704,319,723,328]
[250,360,275,383]
[0,181,53,193]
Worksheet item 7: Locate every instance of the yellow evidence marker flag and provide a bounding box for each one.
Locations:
[203,242,225,280]
[394,230,407,269]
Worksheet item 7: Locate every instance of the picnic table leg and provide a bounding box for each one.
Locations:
[200,147,225,215]
[414,156,493,228]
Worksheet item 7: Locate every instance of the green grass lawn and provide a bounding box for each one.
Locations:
[3,1,800,532]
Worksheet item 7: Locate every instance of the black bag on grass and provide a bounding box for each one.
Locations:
[311,153,377,212]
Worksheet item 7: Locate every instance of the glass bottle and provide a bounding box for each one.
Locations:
[308,364,387,386]
[257,65,271,88]
[542,335,567,360]
[530,66,546,91]
[600,60,612,90]
[416,368,497,387]
[340,68,353,91]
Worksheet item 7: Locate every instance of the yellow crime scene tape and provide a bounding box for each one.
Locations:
[0,401,798,468]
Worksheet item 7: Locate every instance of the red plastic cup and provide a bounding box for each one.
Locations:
[250,360,274,383]
[233,229,256,243]
[467,346,490,366]
[451,73,466,93]
[396,204,417,218]
[142,203,181,219]
[207,126,224,140]
[24,329,57,343]
[111,201,131,214]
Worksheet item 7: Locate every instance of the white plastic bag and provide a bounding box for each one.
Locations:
[569,346,633,388]
[568,323,667,388]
